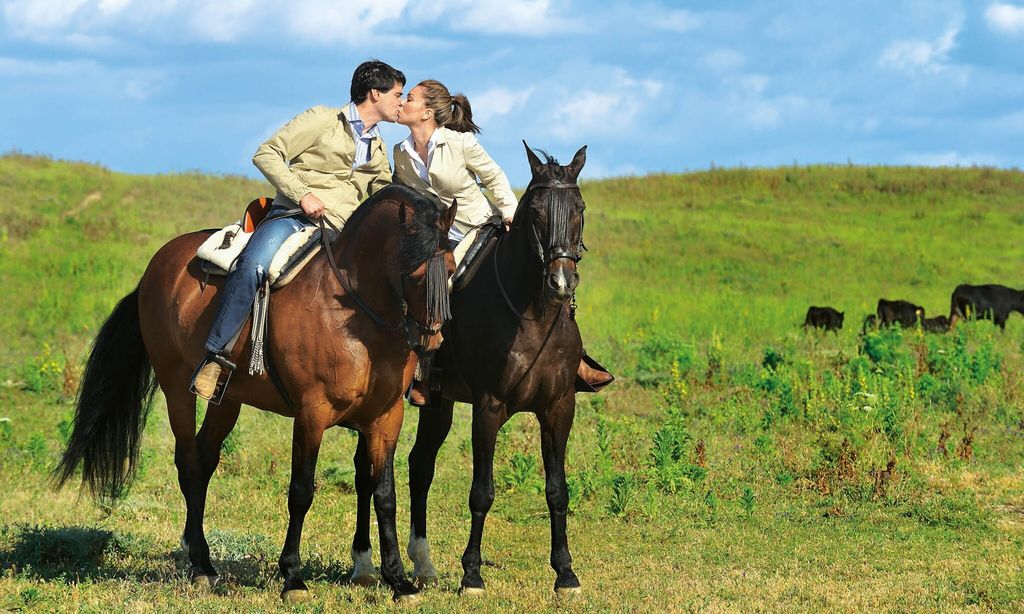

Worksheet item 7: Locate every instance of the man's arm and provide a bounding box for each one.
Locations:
[252,106,333,206]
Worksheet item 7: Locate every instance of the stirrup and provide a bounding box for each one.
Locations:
[189,352,237,405]
[575,352,614,393]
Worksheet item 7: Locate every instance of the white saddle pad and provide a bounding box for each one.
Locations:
[197,223,320,286]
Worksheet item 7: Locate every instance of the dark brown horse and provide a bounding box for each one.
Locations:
[350,143,589,595]
[54,184,457,602]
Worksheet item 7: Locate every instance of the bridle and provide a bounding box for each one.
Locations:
[494,178,586,321]
[523,179,586,266]
[315,214,448,352]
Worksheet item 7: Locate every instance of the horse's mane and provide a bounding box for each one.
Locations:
[340,184,446,274]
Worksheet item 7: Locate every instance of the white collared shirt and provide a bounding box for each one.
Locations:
[399,129,439,183]
[346,101,380,169]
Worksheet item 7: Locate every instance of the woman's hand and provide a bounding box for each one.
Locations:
[300,193,325,219]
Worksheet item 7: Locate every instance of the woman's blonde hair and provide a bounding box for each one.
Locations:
[417,79,480,134]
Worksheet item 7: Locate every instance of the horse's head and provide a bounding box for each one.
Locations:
[396,196,458,356]
[521,142,587,306]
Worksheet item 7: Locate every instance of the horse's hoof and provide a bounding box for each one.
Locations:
[460,586,486,597]
[281,589,310,603]
[413,574,439,588]
[395,592,423,606]
[191,575,218,592]
[555,585,582,598]
[350,574,380,587]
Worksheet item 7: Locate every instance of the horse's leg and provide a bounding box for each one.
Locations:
[538,396,581,595]
[349,433,377,586]
[278,414,328,603]
[365,405,419,601]
[407,398,455,585]
[460,401,504,595]
[164,383,229,587]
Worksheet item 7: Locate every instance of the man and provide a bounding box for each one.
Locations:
[192,60,405,400]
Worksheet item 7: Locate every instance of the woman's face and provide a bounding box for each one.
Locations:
[398,85,433,128]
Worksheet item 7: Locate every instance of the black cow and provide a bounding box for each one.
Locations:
[921,315,950,333]
[877,299,924,328]
[803,306,844,331]
[861,314,878,334]
[950,284,1024,329]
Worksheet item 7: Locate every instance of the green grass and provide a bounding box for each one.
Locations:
[2,153,1023,612]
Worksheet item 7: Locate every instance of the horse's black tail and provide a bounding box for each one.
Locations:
[53,287,158,501]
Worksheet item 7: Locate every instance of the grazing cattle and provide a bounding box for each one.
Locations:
[950,284,1024,329]
[877,299,924,328]
[861,314,878,334]
[803,306,844,331]
[921,315,950,333]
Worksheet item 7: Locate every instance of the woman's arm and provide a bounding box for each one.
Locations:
[463,133,518,222]
[252,105,333,206]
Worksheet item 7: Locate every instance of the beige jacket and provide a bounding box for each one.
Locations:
[252,105,392,229]
[392,127,517,235]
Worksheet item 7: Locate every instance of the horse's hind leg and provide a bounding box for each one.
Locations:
[538,396,581,595]
[165,383,240,586]
[350,433,377,586]
[407,398,455,585]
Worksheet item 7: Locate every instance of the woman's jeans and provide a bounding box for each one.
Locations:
[204,208,312,354]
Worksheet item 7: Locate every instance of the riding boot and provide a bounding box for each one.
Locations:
[191,352,235,401]
[408,355,433,407]
[575,351,614,393]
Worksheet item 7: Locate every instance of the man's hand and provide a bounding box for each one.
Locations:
[503,216,513,231]
[300,192,325,219]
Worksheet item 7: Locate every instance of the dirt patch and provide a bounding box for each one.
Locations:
[61,191,102,219]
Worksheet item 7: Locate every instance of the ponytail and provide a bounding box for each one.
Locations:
[447,94,480,134]
[418,79,481,134]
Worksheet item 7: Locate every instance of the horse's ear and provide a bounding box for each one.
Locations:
[441,199,458,233]
[523,140,545,176]
[566,145,587,180]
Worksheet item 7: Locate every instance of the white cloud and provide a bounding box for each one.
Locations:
[653,9,701,33]
[699,48,745,73]
[548,69,663,140]
[470,87,534,124]
[879,27,958,73]
[415,0,577,36]
[985,2,1024,34]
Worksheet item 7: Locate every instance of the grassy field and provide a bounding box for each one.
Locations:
[1,153,1023,612]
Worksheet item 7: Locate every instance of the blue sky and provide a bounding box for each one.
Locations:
[2,0,1024,187]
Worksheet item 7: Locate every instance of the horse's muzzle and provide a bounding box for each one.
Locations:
[546,266,579,303]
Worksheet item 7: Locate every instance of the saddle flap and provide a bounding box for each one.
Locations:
[452,216,504,292]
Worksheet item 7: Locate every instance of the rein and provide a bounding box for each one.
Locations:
[494,179,582,321]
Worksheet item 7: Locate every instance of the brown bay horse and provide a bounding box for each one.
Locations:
[351,144,590,595]
[54,184,456,602]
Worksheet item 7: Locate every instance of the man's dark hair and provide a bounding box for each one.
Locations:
[350,60,406,104]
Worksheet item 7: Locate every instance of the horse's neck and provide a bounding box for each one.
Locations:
[494,221,554,322]
[331,211,397,308]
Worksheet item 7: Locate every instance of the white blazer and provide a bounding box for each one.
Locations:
[393,127,518,235]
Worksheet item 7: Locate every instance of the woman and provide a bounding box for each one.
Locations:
[393,80,611,404]
[191,60,405,400]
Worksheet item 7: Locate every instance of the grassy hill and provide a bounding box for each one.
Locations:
[3,153,1023,374]
[2,153,1023,611]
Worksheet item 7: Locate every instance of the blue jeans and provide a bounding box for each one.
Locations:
[204,208,312,353]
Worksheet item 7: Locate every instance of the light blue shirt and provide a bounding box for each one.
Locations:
[346,101,380,169]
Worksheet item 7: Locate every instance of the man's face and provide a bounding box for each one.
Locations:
[373,83,405,123]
